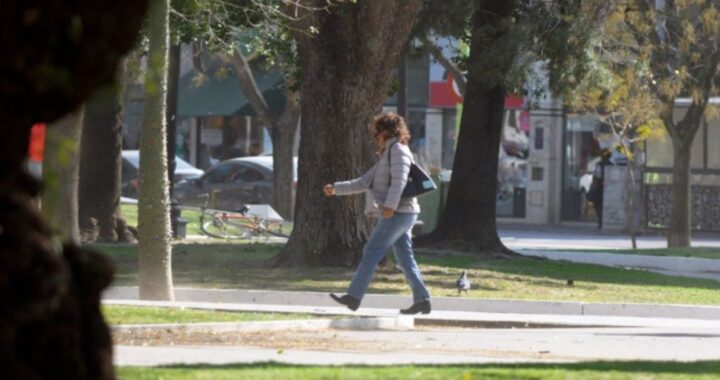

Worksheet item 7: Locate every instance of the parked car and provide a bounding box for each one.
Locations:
[173,156,298,211]
[121,150,204,198]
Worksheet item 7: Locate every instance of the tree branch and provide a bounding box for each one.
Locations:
[225,48,276,129]
[419,34,466,96]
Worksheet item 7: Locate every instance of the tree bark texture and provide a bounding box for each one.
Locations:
[667,126,695,247]
[416,0,516,256]
[79,61,135,243]
[662,97,707,247]
[273,0,423,267]
[0,0,147,378]
[138,0,174,301]
[42,108,84,244]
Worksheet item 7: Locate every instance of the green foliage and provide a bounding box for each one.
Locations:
[559,0,720,160]
[170,0,347,83]
[417,1,609,100]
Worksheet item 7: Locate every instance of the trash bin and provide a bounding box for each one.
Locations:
[170,201,185,238]
[416,174,443,234]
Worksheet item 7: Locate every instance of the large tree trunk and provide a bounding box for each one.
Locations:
[79,61,135,243]
[138,0,174,301]
[0,0,148,378]
[42,108,84,244]
[273,0,422,267]
[415,0,516,256]
[665,101,706,248]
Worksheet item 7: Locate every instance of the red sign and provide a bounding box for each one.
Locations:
[28,123,46,162]
[430,75,525,109]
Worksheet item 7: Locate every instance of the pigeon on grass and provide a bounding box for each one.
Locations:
[456,270,471,295]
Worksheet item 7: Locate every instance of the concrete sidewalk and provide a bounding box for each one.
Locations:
[105,287,720,321]
[110,299,720,366]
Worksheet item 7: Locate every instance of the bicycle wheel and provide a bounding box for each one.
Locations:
[200,211,252,239]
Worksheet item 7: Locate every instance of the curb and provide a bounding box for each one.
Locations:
[112,316,413,334]
[104,287,720,321]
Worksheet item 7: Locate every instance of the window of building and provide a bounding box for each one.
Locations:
[708,120,720,169]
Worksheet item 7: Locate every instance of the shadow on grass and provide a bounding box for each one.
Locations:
[415,248,720,291]
[91,242,720,298]
[145,360,720,375]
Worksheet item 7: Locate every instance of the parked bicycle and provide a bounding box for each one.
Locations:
[197,193,290,239]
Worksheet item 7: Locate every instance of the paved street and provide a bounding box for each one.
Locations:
[499,223,720,250]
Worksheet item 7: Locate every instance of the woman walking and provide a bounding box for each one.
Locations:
[323,112,431,315]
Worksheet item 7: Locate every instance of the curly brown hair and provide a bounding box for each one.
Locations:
[371,112,411,145]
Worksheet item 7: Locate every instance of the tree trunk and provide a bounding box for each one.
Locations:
[226,49,300,220]
[668,135,693,247]
[1,0,148,378]
[138,0,174,301]
[271,97,300,219]
[42,108,84,244]
[273,0,423,267]
[415,0,516,256]
[79,61,134,243]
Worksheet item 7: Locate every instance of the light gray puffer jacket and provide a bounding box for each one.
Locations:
[333,138,420,215]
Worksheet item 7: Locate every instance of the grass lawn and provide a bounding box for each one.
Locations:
[121,203,204,236]
[103,305,316,325]
[116,361,720,380]
[554,247,720,259]
[90,241,720,306]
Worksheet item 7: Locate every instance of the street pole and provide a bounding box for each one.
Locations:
[397,53,407,118]
[166,44,180,237]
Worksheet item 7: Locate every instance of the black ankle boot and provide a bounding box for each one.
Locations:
[400,300,431,315]
[329,293,361,311]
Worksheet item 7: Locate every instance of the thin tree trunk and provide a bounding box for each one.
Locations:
[626,156,638,249]
[138,0,174,301]
[225,48,300,220]
[271,92,300,219]
[42,108,84,244]
[79,60,134,243]
[273,0,423,267]
[415,0,516,256]
[668,136,693,247]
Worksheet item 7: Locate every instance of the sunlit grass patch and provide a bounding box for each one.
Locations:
[95,242,720,306]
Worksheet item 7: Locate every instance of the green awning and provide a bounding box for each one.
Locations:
[178,69,285,117]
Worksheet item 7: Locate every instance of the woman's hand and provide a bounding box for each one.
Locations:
[323,184,335,196]
[383,207,394,219]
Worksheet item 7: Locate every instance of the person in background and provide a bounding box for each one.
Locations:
[587,150,611,229]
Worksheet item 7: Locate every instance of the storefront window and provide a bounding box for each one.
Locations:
[561,115,603,222]
[497,109,530,218]
[709,120,720,169]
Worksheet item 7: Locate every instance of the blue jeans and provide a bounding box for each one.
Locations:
[347,212,431,304]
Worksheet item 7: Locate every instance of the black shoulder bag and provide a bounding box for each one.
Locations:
[389,142,437,198]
